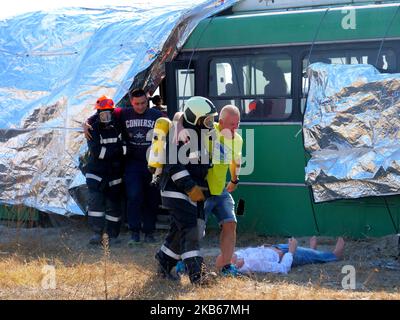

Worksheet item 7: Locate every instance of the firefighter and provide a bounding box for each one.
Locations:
[85,95,125,246]
[155,96,217,285]
[84,89,163,244]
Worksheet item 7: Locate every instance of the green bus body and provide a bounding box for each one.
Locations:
[165,2,400,237]
[185,4,400,49]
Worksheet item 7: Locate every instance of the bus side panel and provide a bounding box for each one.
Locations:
[240,124,306,183]
[237,124,400,237]
[232,188,400,237]
[184,6,400,50]
[233,185,317,236]
[314,197,400,237]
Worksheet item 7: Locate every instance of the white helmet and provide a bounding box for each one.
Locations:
[183,96,217,128]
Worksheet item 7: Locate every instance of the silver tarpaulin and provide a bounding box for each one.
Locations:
[303,63,400,202]
[0,0,239,215]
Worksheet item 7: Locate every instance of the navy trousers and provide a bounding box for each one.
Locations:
[124,162,160,234]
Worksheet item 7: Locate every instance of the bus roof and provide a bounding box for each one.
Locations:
[183,2,400,50]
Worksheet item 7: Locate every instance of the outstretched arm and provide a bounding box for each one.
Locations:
[83,114,96,140]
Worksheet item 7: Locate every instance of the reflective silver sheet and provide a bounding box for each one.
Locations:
[0,0,238,215]
[304,63,400,203]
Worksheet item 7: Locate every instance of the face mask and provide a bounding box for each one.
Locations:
[99,110,112,123]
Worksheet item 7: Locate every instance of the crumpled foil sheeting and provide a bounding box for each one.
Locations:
[0,0,238,215]
[303,63,400,203]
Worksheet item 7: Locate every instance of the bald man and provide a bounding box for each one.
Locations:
[205,104,243,277]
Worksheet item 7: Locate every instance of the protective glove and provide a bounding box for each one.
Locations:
[186,185,206,202]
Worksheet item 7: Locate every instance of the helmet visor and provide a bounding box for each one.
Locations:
[200,115,215,129]
[99,110,112,123]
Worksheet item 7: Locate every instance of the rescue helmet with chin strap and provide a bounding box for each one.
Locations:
[183,96,217,129]
[95,95,114,110]
[95,95,114,123]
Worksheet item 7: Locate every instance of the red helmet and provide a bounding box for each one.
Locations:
[95,95,114,110]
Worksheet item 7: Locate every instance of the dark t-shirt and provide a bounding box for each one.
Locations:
[115,107,162,163]
[152,105,167,117]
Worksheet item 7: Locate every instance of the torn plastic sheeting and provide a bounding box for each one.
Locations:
[0,0,239,215]
[303,63,400,202]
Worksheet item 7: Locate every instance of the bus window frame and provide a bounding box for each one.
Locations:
[165,59,196,119]
[168,40,399,122]
[299,41,399,116]
[300,43,399,97]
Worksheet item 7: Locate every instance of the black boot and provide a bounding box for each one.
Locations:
[184,256,216,286]
[155,250,179,281]
[89,232,102,245]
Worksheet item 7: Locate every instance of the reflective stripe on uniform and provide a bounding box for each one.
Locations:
[160,191,197,207]
[100,137,118,144]
[181,250,202,260]
[86,173,102,182]
[99,146,106,159]
[109,178,122,186]
[171,170,190,182]
[122,145,127,155]
[105,215,120,222]
[161,245,181,260]
[88,211,105,217]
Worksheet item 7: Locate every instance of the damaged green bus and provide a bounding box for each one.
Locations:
[164,0,400,237]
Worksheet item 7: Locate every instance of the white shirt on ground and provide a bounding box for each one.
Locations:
[235,246,293,274]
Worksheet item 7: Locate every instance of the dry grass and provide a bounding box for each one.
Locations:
[0,220,399,300]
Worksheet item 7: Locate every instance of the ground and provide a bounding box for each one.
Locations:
[0,216,399,300]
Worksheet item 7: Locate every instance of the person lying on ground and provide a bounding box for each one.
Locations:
[215,236,345,274]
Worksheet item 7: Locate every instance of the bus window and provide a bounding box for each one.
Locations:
[209,55,292,121]
[365,50,396,72]
[301,49,397,113]
[212,62,233,96]
[176,68,195,111]
[209,58,244,112]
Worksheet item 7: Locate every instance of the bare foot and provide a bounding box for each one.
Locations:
[309,236,317,250]
[333,237,345,259]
